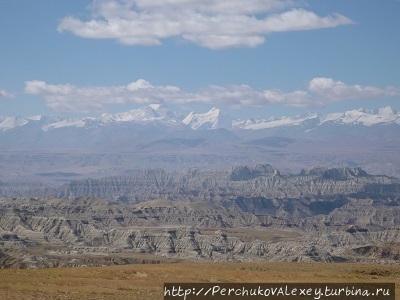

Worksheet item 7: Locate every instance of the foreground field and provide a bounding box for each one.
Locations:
[0,262,398,300]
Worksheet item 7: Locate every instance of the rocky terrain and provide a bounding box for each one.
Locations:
[0,165,399,268]
[34,164,400,204]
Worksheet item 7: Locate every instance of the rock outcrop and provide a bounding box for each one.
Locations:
[18,165,399,203]
[0,192,399,268]
[0,165,399,268]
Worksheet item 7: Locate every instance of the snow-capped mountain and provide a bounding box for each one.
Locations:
[0,105,399,136]
[0,104,182,133]
[321,106,400,126]
[0,116,30,131]
[182,107,233,130]
[100,106,159,123]
[1,105,399,180]
[99,104,178,123]
[42,117,96,131]
[232,106,400,130]
[0,115,60,132]
[148,103,178,119]
[232,113,320,130]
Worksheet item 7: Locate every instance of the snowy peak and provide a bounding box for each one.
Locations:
[42,118,91,131]
[321,106,399,126]
[148,103,177,119]
[232,112,319,130]
[0,115,60,131]
[100,106,161,123]
[233,106,400,130]
[0,104,180,132]
[0,116,29,131]
[182,107,232,130]
[378,106,394,115]
[0,106,399,133]
[41,104,182,131]
[100,104,178,123]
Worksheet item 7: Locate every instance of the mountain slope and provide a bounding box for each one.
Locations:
[232,106,400,130]
[182,107,233,130]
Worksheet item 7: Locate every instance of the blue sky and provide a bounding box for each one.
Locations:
[0,0,399,119]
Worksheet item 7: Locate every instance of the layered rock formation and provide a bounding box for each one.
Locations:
[26,165,400,203]
[0,165,399,268]
[0,193,399,268]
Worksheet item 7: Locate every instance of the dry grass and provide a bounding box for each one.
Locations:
[0,262,399,300]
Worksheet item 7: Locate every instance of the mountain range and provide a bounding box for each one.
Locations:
[0,105,399,183]
[0,105,400,266]
[1,105,399,133]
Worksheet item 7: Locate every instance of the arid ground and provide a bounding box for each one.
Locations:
[0,262,398,300]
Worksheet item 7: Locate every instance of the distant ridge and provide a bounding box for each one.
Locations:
[7,164,398,202]
[1,105,399,132]
[232,106,400,130]
[1,105,399,181]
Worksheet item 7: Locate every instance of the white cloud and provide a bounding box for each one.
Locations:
[131,0,297,15]
[309,78,400,103]
[263,89,313,107]
[262,9,353,33]
[197,84,266,106]
[24,79,310,112]
[25,78,399,113]
[0,89,15,99]
[25,79,198,113]
[57,0,353,49]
